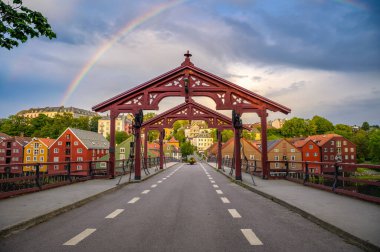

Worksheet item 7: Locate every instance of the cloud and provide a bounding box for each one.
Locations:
[266,81,306,98]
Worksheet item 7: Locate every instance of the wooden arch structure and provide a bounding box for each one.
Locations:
[141,100,250,174]
[93,51,291,180]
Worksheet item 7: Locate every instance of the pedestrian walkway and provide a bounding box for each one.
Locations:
[0,162,179,237]
[206,162,380,251]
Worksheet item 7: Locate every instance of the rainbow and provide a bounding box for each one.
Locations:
[61,0,186,106]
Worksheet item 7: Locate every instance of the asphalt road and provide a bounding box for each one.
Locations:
[0,162,362,252]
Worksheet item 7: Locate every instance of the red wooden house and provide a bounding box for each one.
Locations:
[48,128,109,175]
[293,139,321,174]
[0,134,32,173]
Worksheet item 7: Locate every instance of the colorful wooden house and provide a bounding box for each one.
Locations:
[24,137,55,172]
[293,139,321,174]
[0,135,32,173]
[48,128,109,174]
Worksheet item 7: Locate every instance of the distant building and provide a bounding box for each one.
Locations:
[0,135,32,173]
[24,137,55,172]
[48,128,109,174]
[304,134,356,170]
[17,106,98,118]
[98,115,132,138]
[293,139,321,174]
[191,132,214,152]
[221,138,262,163]
[269,118,287,129]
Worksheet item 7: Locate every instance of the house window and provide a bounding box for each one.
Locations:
[274,148,279,152]
[324,155,328,161]
[54,165,59,170]
[337,141,341,147]
[100,162,107,168]
[337,148,341,154]
[34,150,38,155]
[274,156,279,161]
[77,148,82,154]
[351,155,355,160]
[120,154,125,160]
[40,157,44,161]
[27,149,31,154]
[34,143,39,148]
[314,153,318,157]
[27,156,31,161]
[330,148,334,152]
[309,144,313,149]
[33,156,37,161]
[331,141,334,145]
[225,155,230,159]
[344,148,348,152]
[54,157,59,162]
[13,149,19,153]
[306,152,310,157]
[249,155,255,160]
[12,157,19,161]
[345,155,348,160]
[40,149,44,154]
[66,134,70,140]
[58,141,62,146]
[350,148,354,152]
[343,141,347,145]
[120,148,125,153]
[54,148,59,153]
[275,163,279,168]
[77,165,82,170]
[74,141,78,146]
[290,148,295,153]
[291,163,296,168]
[77,157,83,161]
[291,156,295,161]
[324,148,328,152]
[330,155,334,160]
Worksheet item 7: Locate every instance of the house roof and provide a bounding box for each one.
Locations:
[68,128,109,149]
[39,138,55,147]
[0,132,10,140]
[13,136,33,147]
[168,136,179,143]
[304,134,342,146]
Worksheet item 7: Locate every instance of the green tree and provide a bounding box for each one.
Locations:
[281,117,309,137]
[106,131,130,145]
[368,129,380,163]
[334,124,353,140]
[0,115,30,136]
[148,130,159,142]
[173,129,186,143]
[180,141,194,159]
[0,0,56,49]
[89,116,101,132]
[352,130,369,162]
[143,112,156,122]
[361,121,370,131]
[221,129,233,142]
[310,115,334,135]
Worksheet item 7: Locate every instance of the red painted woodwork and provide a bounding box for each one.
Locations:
[93,52,290,180]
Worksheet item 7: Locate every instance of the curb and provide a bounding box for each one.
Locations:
[208,164,379,252]
[0,163,177,238]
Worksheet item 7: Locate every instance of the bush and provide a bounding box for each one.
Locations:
[188,157,196,165]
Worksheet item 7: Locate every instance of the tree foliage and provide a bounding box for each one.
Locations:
[310,115,334,135]
[180,141,195,158]
[368,129,380,162]
[361,121,370,131]
[281,117,309,137]
[0,0,56,49]
[106,131,130,145]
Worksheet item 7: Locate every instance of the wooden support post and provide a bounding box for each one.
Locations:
[217,129,222,170]
[144,129,148,168]
[109,110,118,179]
[134,127,141,180]
[232,110,242,181]
[159,129,164,170]
[259,109,269,179]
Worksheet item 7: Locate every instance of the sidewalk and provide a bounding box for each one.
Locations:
[0,162,179,237]
[207,162,380,251]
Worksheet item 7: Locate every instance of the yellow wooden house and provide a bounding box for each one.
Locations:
[23,137,55,172]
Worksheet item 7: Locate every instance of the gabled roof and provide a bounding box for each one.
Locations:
[304,134,342,146]
[69,128,109,149]
[93,54,291,114]
[0,132,10,140]
[168,136,179,143]
[27,137,55,148]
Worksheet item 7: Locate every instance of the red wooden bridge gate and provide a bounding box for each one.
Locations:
[92,51,291,180]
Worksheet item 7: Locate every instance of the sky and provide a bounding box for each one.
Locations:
[1,0,379,126]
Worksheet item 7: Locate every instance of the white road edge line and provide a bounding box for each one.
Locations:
[241,229,263,245]
[141,190,150,194]
[228,209,242,218]
[63,228,96,246]
[128,197,140,204]
[105,209,124,219]
[216,190,223,194]
[221,197,230,203]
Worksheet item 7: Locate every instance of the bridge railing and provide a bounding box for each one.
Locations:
[267,160,380,204]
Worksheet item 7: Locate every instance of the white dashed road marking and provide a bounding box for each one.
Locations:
[151,184,157,188]
[158,181,162,183]
[213,184,219,188]
[228,209,241,218]
[216,190,223,194]
[241,229,263,245]
[211,181,215,183]
[221,197,230,203]
[63,228,96,246]
[105,209,124,219]
[141,190,150,194]
[128,197,140,204]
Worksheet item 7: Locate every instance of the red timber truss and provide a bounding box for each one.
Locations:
[93,51,291,180]
[141,100,250,171]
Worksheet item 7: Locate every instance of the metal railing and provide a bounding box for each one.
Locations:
[0,156,178,199]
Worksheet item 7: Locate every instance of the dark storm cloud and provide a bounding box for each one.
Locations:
[266,81,306,98]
